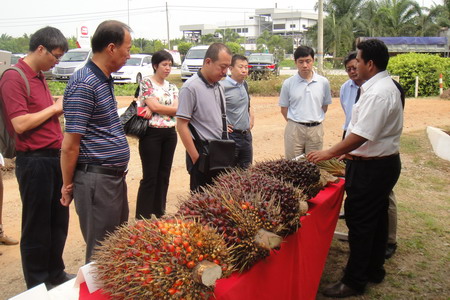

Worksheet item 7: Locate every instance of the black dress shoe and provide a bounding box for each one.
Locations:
[49,272,76,286]
[323,281,362,298]
[385,243,397,259]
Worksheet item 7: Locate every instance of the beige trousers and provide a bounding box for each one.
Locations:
[388,190,397,244]
[284,120,324,159]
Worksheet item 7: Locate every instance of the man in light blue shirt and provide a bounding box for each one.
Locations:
[279,46,332,159]
[220,54,254,168]
[340,52,363,139]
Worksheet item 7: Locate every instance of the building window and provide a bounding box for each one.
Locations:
[274,24,286,30]
[242,28,248,33]
[290,24,296,28]
[237,28,242,33]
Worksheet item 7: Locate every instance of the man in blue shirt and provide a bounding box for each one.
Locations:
[279,46,332,159]
[340,52,363,139]
[60,20,132,263]
[220,54,254,169]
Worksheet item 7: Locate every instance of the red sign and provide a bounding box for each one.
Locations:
[81,26,88,36]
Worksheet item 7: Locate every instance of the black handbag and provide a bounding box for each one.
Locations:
[119,100,148,138]
[189,87,236,173]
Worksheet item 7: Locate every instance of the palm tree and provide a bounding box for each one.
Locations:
[376,0,422,36]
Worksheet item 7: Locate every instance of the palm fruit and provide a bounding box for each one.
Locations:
[315,158,346,177]
[178,184,287,272]
[213,169,308,236]
[92,218,233,300]
[251,158,322,198]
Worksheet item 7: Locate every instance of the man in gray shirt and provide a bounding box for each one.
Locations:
[220,54,254,169]
[176,43,232,191]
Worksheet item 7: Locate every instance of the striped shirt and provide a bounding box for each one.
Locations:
[64,60,130,167]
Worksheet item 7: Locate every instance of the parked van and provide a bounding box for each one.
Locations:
[52,48,92,81]
[180,45,209,81]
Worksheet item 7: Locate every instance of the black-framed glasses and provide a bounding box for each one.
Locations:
[44,47,63,61]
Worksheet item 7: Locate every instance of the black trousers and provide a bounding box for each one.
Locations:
[15,155,69,289]
[136,127,177,219]
[229,131,253,169]
[342,155,401,292]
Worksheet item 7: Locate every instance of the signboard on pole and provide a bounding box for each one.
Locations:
[77,25,91,48]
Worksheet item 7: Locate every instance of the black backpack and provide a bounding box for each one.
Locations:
[0,67,30,158]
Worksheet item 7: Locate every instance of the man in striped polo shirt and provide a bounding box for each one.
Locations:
[60,20,132,263]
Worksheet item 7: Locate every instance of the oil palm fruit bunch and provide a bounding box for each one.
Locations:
[213,169,309,236]
[92,218,233,300]
[251,159,322,198]
[178,185,286,272]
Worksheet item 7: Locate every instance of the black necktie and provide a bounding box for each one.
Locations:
[355,87,361,103]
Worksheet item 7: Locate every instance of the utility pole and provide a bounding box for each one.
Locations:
[317,0,324,74]
[127,0,130,26]
[166,2,170,50]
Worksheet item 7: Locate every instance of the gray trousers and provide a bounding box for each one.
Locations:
[73,170,129,263]
[388,190,397,244]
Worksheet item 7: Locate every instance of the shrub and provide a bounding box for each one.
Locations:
[387,53,450,97]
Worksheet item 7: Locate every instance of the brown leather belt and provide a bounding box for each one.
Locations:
[345,153,399,161]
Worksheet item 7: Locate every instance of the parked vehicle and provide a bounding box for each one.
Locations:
[112,54,153,84]
[180,45,209,81]
[52,48,92,81]
[248,53,279,79]
[0,50,12,76]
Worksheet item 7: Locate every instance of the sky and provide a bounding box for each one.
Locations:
[0,0,442,41]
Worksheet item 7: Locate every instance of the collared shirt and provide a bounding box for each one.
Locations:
[278,72,332,123]
[347,70,403,157]
[339,79,360,130]
[220,76,250,131]
[177,71,227,141]
[64,60,130,167]
[0,58,62,151]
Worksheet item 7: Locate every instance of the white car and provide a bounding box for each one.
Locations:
[112,54,153,84]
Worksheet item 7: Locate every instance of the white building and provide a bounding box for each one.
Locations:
[180,8,318,49]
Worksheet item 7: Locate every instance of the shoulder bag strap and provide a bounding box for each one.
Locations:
[0,67,30,97]
[217,85,228,140]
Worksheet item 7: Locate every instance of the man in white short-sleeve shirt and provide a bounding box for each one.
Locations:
[307,39,403,297]
[279,46,332,159]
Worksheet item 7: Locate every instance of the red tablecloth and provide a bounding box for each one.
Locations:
[79,180,345,300]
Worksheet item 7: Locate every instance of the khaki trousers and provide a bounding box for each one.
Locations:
[284,120,324,159]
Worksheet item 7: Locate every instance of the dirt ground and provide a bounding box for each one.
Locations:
[1,96,449,299]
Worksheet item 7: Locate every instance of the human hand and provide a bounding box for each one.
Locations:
[142,106,153,119]
[60,184,74,207]
[227,124,234,133]
[54,97,63,115]
[306,150,334,163]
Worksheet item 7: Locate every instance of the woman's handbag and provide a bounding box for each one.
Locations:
[189,88,236,173]
[119,100,148,138]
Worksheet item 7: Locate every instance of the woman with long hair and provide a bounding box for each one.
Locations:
[135,50,178,219]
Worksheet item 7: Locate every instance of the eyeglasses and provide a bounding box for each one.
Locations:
[346,67,357,72]
[44,47,63,61]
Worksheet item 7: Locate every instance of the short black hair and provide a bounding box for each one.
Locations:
[91,20,132,53]
[231,54,248,66]
[344,51,357,67]
[204,43,232,62]
[29,26,68,53]
[151,50,174,72]
[294,46,314,60]
[356,39,389,71]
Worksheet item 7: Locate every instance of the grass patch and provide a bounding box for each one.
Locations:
[279,59,295,68]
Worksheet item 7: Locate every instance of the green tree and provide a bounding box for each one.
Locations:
[177,42,193,56]
[377,0,422,36]
[225,42,244,54]
[200,34,217,44]
[214,28,241,43]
